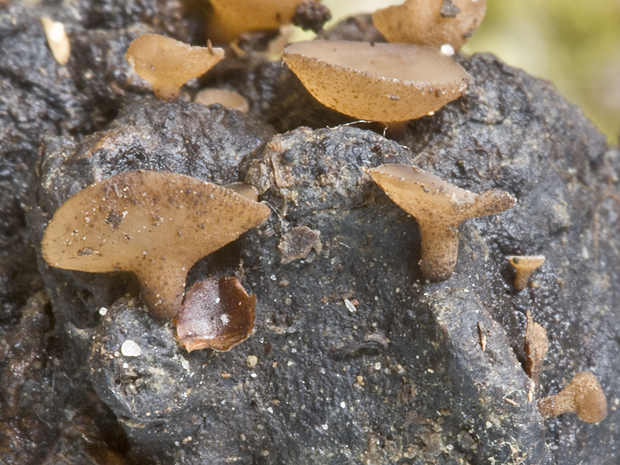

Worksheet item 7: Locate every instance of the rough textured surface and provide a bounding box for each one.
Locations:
[1,2,620,464]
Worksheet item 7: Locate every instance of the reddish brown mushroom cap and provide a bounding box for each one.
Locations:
[175,277,256,352]
[208,0,313,43]
[372,0,487,52]
[368,164,515,281]
[282,40,470,122]
[538,372,608,423]
[125,34,225,101]
[41,171,270,321]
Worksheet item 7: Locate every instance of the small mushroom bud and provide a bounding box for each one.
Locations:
[508,255,546,292]
[208,0,317,43]
[41,171,270,321]
[538,372,608,423]
[194,88,249,113]
[282,40,470,123]
[175,277,256,352]
[125,34,225,101]
[368,164,515,281]
[524,309,548,384]
[372,0,487,52]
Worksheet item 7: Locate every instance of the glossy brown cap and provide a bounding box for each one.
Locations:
[176,277,256,352]
[41,171,270,321]
[283,40,470,122]
[508,255,546,291]
[125,34,225,101]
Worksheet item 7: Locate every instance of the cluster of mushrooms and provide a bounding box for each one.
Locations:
[41,0,607,425]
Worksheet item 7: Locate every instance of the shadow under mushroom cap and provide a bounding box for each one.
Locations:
[41,170,270,321]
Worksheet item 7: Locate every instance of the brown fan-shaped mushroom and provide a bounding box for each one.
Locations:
[41,171,270,321]
[282,40,470,122]
[176,277,256,352]
[208,0,316,43]
[368,164,515,281]
[538,372,608,423]
[508,255,546,292]
[125,34,225,101]
[372,0,487,52]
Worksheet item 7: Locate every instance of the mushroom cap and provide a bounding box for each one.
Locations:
[208,0,309,43]
[282,40,470,122]
[368,164,514,225]
[195,88,249,113]
[176,277,256,352]
[508,255,546,272]
[41,170,270,320]
[372,0,487,51]
[125,34,225,101]
[539,372,608,423]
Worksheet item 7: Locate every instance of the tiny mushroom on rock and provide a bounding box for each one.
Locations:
[368,164,516,281]
[524,309,548,384]
[125,34,225,101]
[372,0,487,52]
[175,277,256,352]
[508,255,546,292]
[538,372,608,424]
[194,88,250,113]
[41,171,270,321]
[282,40,470,123]
[207,0,320,43]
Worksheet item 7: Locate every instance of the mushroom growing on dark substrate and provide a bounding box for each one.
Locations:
[125,33,225,101]
[282,40,470,123]
[508,255,546,292]
[41,170,270,321]
[372,0,487,53]
[368,164,516,281]
[538,372,608,423]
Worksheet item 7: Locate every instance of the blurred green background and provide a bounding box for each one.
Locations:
[313,0,620,145]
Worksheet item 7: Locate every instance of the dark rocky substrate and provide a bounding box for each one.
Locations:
[1,1,620,464]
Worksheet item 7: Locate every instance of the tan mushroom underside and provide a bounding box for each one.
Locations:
[373,0,487,51]
[208,0,305,43]
[125,34,225,101]
[283,41,470,122]
[42,171,270,320]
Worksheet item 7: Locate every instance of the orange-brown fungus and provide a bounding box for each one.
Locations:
[368,164,515,281]
[372,0,487,52]
[508,255,545,292]
[538,372,608,423]
[125,34,225,101]
[208,0,314,43]
[282,40,470,122]
[41,171,270,321]
[524,310,548,384]
[195,88,249,113]
[175,277,256,352]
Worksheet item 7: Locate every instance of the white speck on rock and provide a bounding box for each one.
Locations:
[121,340,142,357]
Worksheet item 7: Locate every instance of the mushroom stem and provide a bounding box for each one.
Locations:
[136,262,187,321]
[538,372,608,423]
[418,223,459,281]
